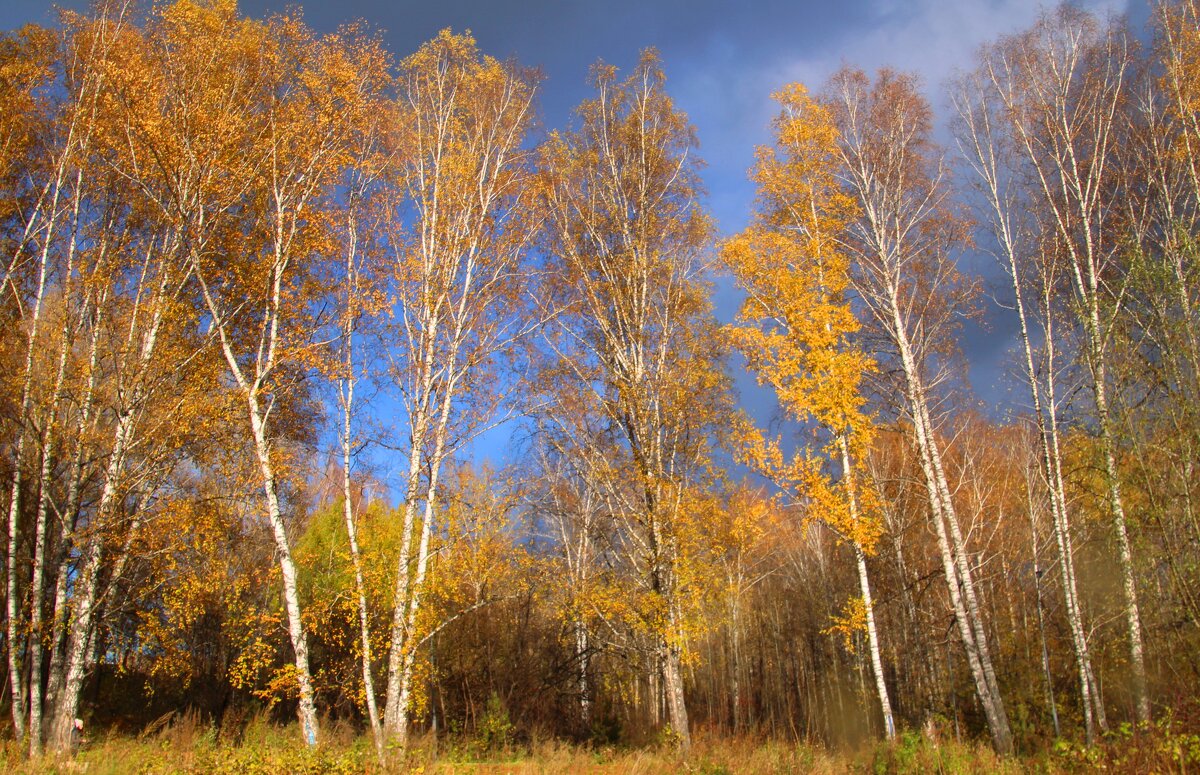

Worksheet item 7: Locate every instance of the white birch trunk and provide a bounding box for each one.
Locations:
[5,210,59,743]
[383,434,425,738]
[48,408,130,752]
[662,632,690,750]
[575,618,592,725]
[391,378,457,747]
[891,299,1013,753]
[953,76,1106,738]
[26,308,76,755]
[43,295,104,725]
[839,437,895,740]
[983,14,1147,720]
[336,190,384,758]
[246,397,319,745]
[339,346,383,758]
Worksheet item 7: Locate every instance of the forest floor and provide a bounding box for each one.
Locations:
[2,716,1196,774]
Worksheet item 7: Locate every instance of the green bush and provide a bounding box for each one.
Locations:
[477,692,515,753]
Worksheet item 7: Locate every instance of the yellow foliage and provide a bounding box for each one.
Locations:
[722,83,884,555]
[822,595,868,654]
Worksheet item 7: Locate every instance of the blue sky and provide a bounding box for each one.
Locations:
[2,0,1141,482]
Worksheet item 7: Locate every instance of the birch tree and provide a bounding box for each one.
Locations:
[2,9,119,744]
[723,83,895,740]
[827,66,1014,753]
[377,30,540,747]
[537,50,732,750]
[0,3,148,751]
[968,7,1149,723]
[952,55,1106,740]
[1113,0,1200,655]
[158,1,384,745]
[332,115,390,761]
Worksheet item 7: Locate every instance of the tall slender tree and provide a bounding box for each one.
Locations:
[377,30,540,747]
[537,50,732,750]
[970,7,1148,723]
[827,66,1013,753]
[724,83,895,740]
[953,55,1106,740]
[159,1,386,745]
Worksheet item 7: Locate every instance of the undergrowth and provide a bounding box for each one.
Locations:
[3,711,1197,773]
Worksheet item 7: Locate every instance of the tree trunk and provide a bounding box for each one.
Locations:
[48,408,133,752]
[662,633,691,750]
[576,618,592,725]
[1027,472,1062,738]
[391,450,443,749]
[383,430,425,740]
[247,396,319,746]
[336,226,384,757]
[893,302,1013,754]
[1023,250,1104,740]
[341,397,383,759]
[5,251,54,744]
[1093,366,1149,724]
[26,313,75,755]
[840,437,895,740]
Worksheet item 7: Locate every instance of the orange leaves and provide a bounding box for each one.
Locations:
[822,595,868,653]
[0,24,53,201]
[1159,0,1200,181]
[430,465,533,607]
[724,83,883,555]
[125,1,389,371]
[753,84,857,242]
[538,49,731,471]
[723,86,872,443]
[533,53,734,723]
[392,28,538,262]
[132,490,281,701]
[381,27,540,456]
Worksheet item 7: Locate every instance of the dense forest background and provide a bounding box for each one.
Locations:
[1,0,1199,766]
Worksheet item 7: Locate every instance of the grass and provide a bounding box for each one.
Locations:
[3,713,1198,773]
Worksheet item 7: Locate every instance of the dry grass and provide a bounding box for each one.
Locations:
[3,715,1196,774]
